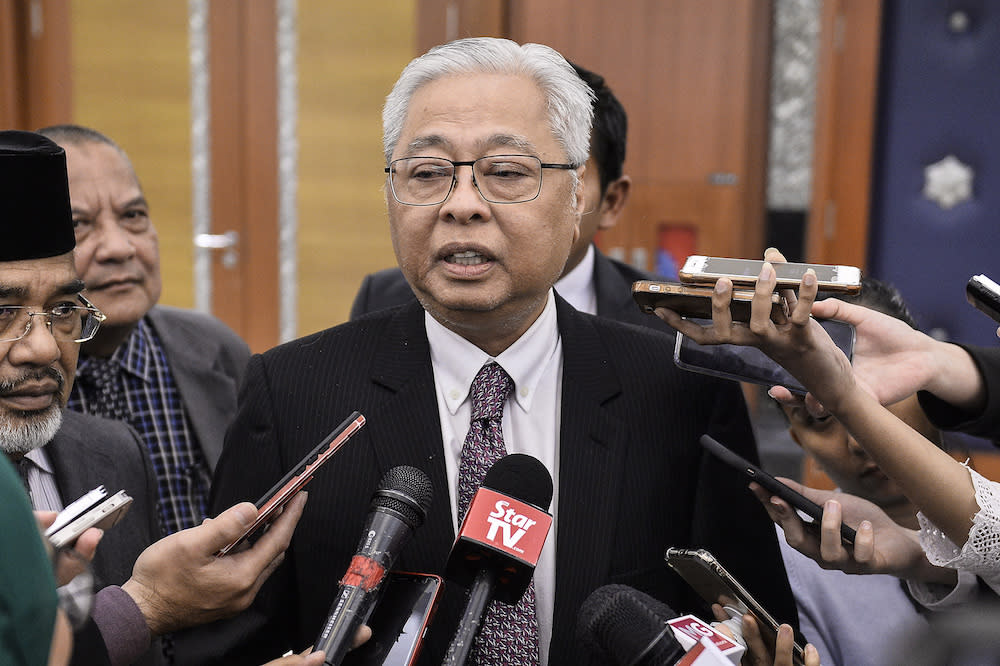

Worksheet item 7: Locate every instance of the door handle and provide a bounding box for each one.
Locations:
[194,231,238,268]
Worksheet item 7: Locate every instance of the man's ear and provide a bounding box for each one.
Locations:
[597,175,632,231]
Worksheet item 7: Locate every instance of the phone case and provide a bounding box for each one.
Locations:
[699,434,856,546]
[631,281,786,322]
[966,275,1000,323]
[216,410,367,556]
[665,547,806,666]
[679,256,862,294]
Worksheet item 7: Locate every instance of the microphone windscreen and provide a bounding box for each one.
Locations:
[577,584,683,665]
[372,465,434,529]
[482,453,553,511]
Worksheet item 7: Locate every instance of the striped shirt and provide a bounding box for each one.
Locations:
[67,318,210,535]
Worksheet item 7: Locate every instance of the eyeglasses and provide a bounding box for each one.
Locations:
[0,294,107,343]
[385,155,578,206]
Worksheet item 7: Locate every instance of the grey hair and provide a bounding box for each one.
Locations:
[383,37,595,166]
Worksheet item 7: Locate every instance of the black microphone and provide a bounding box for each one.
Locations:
[442,453,554,666]
[314,465,434,665]
[577,585,686,665]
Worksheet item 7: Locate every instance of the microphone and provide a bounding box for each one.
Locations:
[577,585,687,665]
[442,453,554,666]
[577,585,745,665]
[314,465,434,665]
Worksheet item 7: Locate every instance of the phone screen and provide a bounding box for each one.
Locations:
[674,318,855,395]
[341,572,442,666]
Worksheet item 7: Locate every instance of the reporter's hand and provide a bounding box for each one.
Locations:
[34,510,103,586]
[739,615,820,666]
[261,626,372,666]
[749,480,955,585]
[122,491,308,635]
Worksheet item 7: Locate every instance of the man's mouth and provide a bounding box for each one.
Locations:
[445,250,489,266]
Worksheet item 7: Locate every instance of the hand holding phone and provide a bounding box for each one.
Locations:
[699,435,856,546]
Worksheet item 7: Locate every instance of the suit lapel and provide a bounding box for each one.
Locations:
[551,297,629,647]
[46,412,115,505]
[365,302,455,571]
[148,308,234,469]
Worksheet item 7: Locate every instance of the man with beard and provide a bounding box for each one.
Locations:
[0,130,161,662]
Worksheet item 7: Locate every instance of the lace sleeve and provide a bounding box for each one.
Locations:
[917,464,1000,595]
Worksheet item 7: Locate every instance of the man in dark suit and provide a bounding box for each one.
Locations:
[350,62,664,332]
[199,38,795,664]
[37,124,251,536]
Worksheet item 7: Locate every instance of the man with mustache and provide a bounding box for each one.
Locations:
[37,125,250,536]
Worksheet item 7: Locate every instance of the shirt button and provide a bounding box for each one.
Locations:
[519,386,530,397]
[449,389,461,400]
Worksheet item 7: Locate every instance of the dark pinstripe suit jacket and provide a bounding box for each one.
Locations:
[187,297,796,665]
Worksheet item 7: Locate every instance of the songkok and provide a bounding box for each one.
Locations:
[0,130,75,261]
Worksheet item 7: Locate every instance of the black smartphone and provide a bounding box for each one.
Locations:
[673,317,855,396]
[217,411,366,556]
[966,274,1000,323]
[632,280,787,322]
[665,547,806,666]
[341,572,443,666]
[699,434,856,546]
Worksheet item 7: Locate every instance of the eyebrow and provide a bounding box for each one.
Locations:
[71,195,149,218]
[0,279,85,300]
[403,133,539,157]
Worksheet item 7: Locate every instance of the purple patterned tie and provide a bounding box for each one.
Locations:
[457,362,540,666]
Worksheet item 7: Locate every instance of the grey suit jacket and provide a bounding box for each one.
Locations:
[46,409,161,589]
[146,306,251,470]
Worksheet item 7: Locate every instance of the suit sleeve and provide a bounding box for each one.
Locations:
[918,344,1000,442]
[172,354,299,664]
[690,378,801,634]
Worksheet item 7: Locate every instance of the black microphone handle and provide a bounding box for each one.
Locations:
[442,567,498,666]
[315,510,416,665]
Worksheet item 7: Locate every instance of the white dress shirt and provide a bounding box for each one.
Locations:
[426,290,563,665]
[552,244,597,316]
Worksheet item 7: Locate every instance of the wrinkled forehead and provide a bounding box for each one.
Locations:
[0,254,82,301]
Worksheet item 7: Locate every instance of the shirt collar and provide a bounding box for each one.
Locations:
[553,243,597,315]
[426,290,561,416]
[24,445,54,474]
[77,317,155,384]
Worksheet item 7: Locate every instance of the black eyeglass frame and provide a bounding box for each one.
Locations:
[384,154,579,206]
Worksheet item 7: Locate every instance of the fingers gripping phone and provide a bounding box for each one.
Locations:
[673,317,855,396]
[632,280,787,322]
[341,572,443,666]
[699,434,856,546]
[679,255,862,294]
[665,547,806,666]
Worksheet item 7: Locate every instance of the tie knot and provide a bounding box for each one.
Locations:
[470,362,513,421]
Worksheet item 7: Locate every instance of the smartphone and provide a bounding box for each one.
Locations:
[966,274,1000,323]
[216,411,367,556]
[48,490,133,549]
[698,434,856,546]
[632,280,787,322]
[665,547,806,666]
[341,572,443,666]
[679,256,862,294]
[673,317,855,396]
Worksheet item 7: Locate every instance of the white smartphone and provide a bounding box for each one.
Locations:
[48,490,133,549]
[679,255,862,293]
